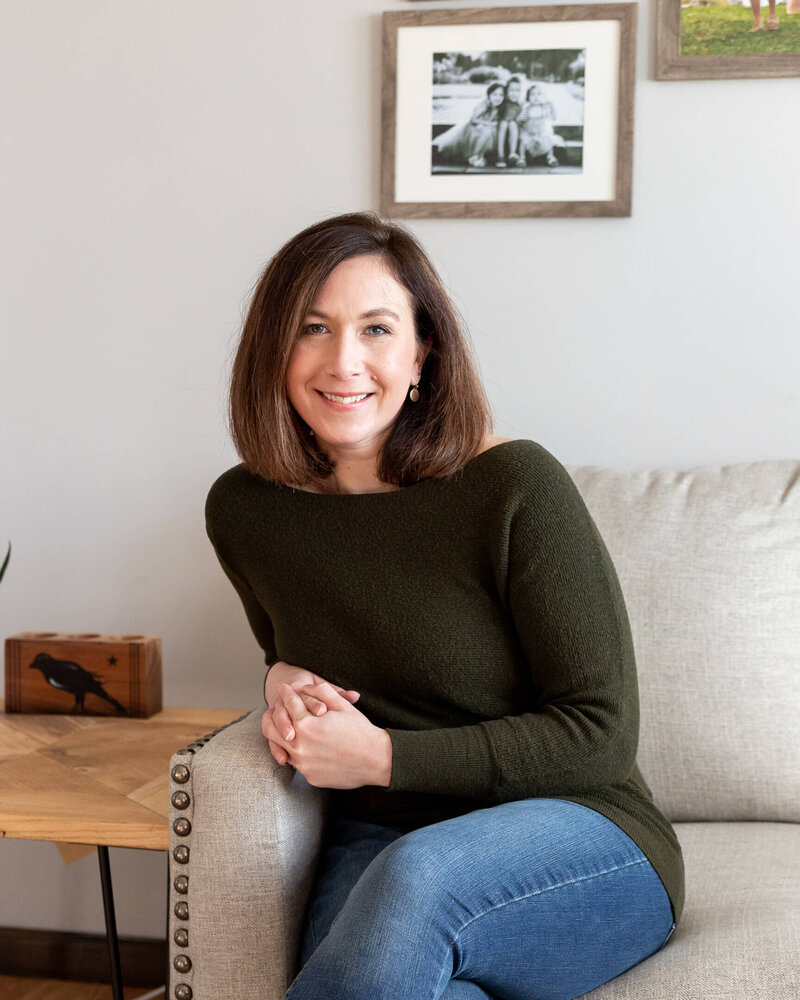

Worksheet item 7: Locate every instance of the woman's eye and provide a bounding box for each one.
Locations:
[365,324,390,337]
[304,323,327,335]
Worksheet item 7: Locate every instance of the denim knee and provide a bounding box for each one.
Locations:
[357,833,446,905]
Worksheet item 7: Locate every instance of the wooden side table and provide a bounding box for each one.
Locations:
[0,702,245,998]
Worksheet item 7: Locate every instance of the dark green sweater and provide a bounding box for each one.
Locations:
[206,440,684,923]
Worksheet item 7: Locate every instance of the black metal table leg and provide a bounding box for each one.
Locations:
[97,845,124,1000]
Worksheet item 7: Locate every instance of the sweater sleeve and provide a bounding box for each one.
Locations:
[206,491,278,677]
[386,448,639,801]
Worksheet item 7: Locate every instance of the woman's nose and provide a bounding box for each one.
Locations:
[326,331,363,378]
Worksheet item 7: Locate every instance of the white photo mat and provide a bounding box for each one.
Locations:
[395,20,621,205]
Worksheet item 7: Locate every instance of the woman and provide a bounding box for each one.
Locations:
[206,212,684,999]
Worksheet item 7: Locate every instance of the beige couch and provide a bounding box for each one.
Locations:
[168,458,800,999]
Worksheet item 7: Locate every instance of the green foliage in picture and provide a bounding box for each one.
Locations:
[681,4,800,56]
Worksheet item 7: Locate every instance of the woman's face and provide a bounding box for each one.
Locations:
[528,85,543,103]
[489,86,504,107]
[507,81,521,103]
[286,254,428,462]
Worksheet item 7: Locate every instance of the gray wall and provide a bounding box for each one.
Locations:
[1,0,797,940]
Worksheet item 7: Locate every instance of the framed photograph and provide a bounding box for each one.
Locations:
[381,4,637,219]
[656,0,800,80]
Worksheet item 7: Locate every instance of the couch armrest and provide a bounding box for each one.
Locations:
[168,707,328,1000]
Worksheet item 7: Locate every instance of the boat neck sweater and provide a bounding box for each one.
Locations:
[206,439,685,924]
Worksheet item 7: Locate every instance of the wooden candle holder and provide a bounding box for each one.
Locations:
[4,632,162,718]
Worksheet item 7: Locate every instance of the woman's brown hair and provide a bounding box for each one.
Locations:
[229,212,492,488]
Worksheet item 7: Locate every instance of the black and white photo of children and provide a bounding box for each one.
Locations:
[431,49,585,175]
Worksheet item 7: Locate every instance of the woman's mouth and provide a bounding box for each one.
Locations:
[318,390,372,405]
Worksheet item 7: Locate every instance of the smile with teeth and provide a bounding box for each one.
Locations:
[320,391,371,404]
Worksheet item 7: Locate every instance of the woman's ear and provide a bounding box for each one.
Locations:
[416,336,432,375]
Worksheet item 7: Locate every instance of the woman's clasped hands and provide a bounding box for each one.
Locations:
[262,661,392,790]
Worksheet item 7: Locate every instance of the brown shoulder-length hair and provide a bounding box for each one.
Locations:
[229,211,492,488]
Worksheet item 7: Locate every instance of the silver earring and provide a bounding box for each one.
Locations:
[409,383,420,403]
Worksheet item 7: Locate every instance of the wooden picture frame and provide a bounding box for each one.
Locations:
[656,0,800,81]
[381,4,637,219]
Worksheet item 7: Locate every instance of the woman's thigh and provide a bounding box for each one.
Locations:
[300,816,495,997]
[433,800,675,998]
[299,817,408,965]
[293,799,674,1000]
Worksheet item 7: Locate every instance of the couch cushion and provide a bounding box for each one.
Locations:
[569,460,800,822]
[590,822,800,999]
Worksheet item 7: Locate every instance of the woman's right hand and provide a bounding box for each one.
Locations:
[262,661,360,766]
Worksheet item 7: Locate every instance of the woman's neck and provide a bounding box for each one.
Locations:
[326,467,398,495]
[319,444,397,495]
[309,434,511,495]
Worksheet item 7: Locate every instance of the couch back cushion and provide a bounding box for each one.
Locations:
[569,460,800,823]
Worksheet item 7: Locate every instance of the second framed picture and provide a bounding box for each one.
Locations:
[656,0,800,80]
[381,3,637,219]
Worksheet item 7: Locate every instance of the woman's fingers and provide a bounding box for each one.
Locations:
[272,684,355,742]
[268,738,289,766]
[332,684,360,703]
[263,710,292,763]
[278,683,312,728]
[297,681,348,709]
[271,702,296,740]
[312,674,360,703]
[267,682,361,751]
[261,710,287,763]
[299,692,329,717]
[283,682,359,717]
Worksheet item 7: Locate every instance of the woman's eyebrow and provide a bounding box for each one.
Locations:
[306,308,401,321]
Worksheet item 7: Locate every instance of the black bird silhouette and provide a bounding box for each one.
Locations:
[28,652,126,714]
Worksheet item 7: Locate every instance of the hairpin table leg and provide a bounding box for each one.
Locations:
[97,845,124,1000]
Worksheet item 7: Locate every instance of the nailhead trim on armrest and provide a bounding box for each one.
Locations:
[168,711,251,1000]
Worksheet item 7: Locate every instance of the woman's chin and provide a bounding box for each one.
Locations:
[312,428,391,459]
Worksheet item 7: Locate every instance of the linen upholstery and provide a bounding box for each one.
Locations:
[168,458,800,999]
[169,709,327,999]
[569,460,800,822]
[590,822,800,999]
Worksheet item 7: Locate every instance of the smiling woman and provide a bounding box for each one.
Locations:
[284,256,430,493]
[228,212,490,492]
[207,211,684,1000]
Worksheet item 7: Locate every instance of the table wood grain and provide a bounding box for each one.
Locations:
[0,702,245,850]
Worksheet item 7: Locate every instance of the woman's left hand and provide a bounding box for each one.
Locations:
[263,681,393,789]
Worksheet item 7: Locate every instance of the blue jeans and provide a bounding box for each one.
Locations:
[286,798,675,1000]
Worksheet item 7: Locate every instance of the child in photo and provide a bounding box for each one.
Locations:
[433,81,504,169]
[496,76,523,168]
[518,83,560,168]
